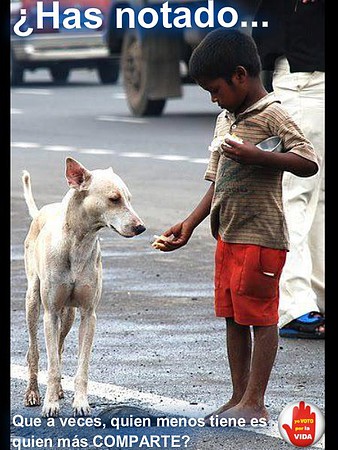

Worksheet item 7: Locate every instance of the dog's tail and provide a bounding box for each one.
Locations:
[22,170,39,219]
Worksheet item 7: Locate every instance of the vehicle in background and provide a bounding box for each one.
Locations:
[10,0,119,85]
[104,0,259,117]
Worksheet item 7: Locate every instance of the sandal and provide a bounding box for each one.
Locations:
[279,311,325,339]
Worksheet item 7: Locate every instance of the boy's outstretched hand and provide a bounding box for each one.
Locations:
[152,182,215,252]
[152,221,194,252]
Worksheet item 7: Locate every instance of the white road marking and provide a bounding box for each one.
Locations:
[11,142,40,149]
[11,109,23,115]
[12,364,210,418]
[113,93,127,99]
[80,148,115,155]
[155,155,189,161]
[97,116,148,124]
[121,152,152,158]
[11,363,326,448]
[44,145,77,152]
[14,89,52,96]
[190,158,210,164]
[12,141,209,165]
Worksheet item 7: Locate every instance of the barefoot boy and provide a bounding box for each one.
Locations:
[154,29,319,424]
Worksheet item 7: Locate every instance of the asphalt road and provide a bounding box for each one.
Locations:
[10,69,325,450]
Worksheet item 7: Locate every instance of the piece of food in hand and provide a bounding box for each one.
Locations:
[152,242,167,250]
[151,234,171,250]
[223,132,243,145]
[208,136,225,152]
[152,234,168,243]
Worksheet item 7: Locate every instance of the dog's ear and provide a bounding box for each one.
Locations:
[65,157,92,191]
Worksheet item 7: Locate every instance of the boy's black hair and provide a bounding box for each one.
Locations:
[189,28,262,83]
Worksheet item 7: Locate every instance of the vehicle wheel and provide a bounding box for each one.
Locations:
[50,66,70,84]
[11,54,24,86]
[121,33,166,117]
[97,59,119,84]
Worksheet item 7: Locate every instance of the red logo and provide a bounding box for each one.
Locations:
[278,401,325,447]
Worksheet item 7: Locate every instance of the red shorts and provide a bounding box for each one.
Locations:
[214,237,287,326]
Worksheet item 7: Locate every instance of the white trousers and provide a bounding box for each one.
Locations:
[272,57,325,328]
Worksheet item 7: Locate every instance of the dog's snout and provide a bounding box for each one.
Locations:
[134,224,146,235]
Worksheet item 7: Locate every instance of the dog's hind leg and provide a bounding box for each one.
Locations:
[24,277,42,407]
[58,306,76,399]
[25,277,41,406]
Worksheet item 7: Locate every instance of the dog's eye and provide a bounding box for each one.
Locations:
[109,196,120,203]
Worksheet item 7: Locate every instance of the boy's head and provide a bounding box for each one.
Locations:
[189,29,263,112]
[189,28,261,83]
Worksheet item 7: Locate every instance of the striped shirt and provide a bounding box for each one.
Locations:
[204,92,319,250]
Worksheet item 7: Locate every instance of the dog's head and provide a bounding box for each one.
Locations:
[65,157,146,238]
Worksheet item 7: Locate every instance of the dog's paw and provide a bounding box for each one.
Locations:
[24,389,41,407]
[42,401,60,418]
[72,399,91,417]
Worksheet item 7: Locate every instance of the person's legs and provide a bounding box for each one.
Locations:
[226,318,252,405]
[273,56,325,332]
[308,156,325,312]
[205,318,252,421]
[206,240,253,421]
[278,170,321,325]
[213,324,278,423]
[206,243,284,424]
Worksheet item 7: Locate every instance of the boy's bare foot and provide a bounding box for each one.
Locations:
[205,403,269,427]
[204,399,241,424]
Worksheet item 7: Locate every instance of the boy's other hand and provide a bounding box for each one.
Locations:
[221,139,264,165]
[155,221,193,252]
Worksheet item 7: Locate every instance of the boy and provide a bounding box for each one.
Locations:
[154,29,319,424]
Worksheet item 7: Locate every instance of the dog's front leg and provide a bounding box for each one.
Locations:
[73,306,97,416]
[42,309,62,417]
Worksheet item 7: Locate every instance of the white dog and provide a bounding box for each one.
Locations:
[22,157,145,417]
